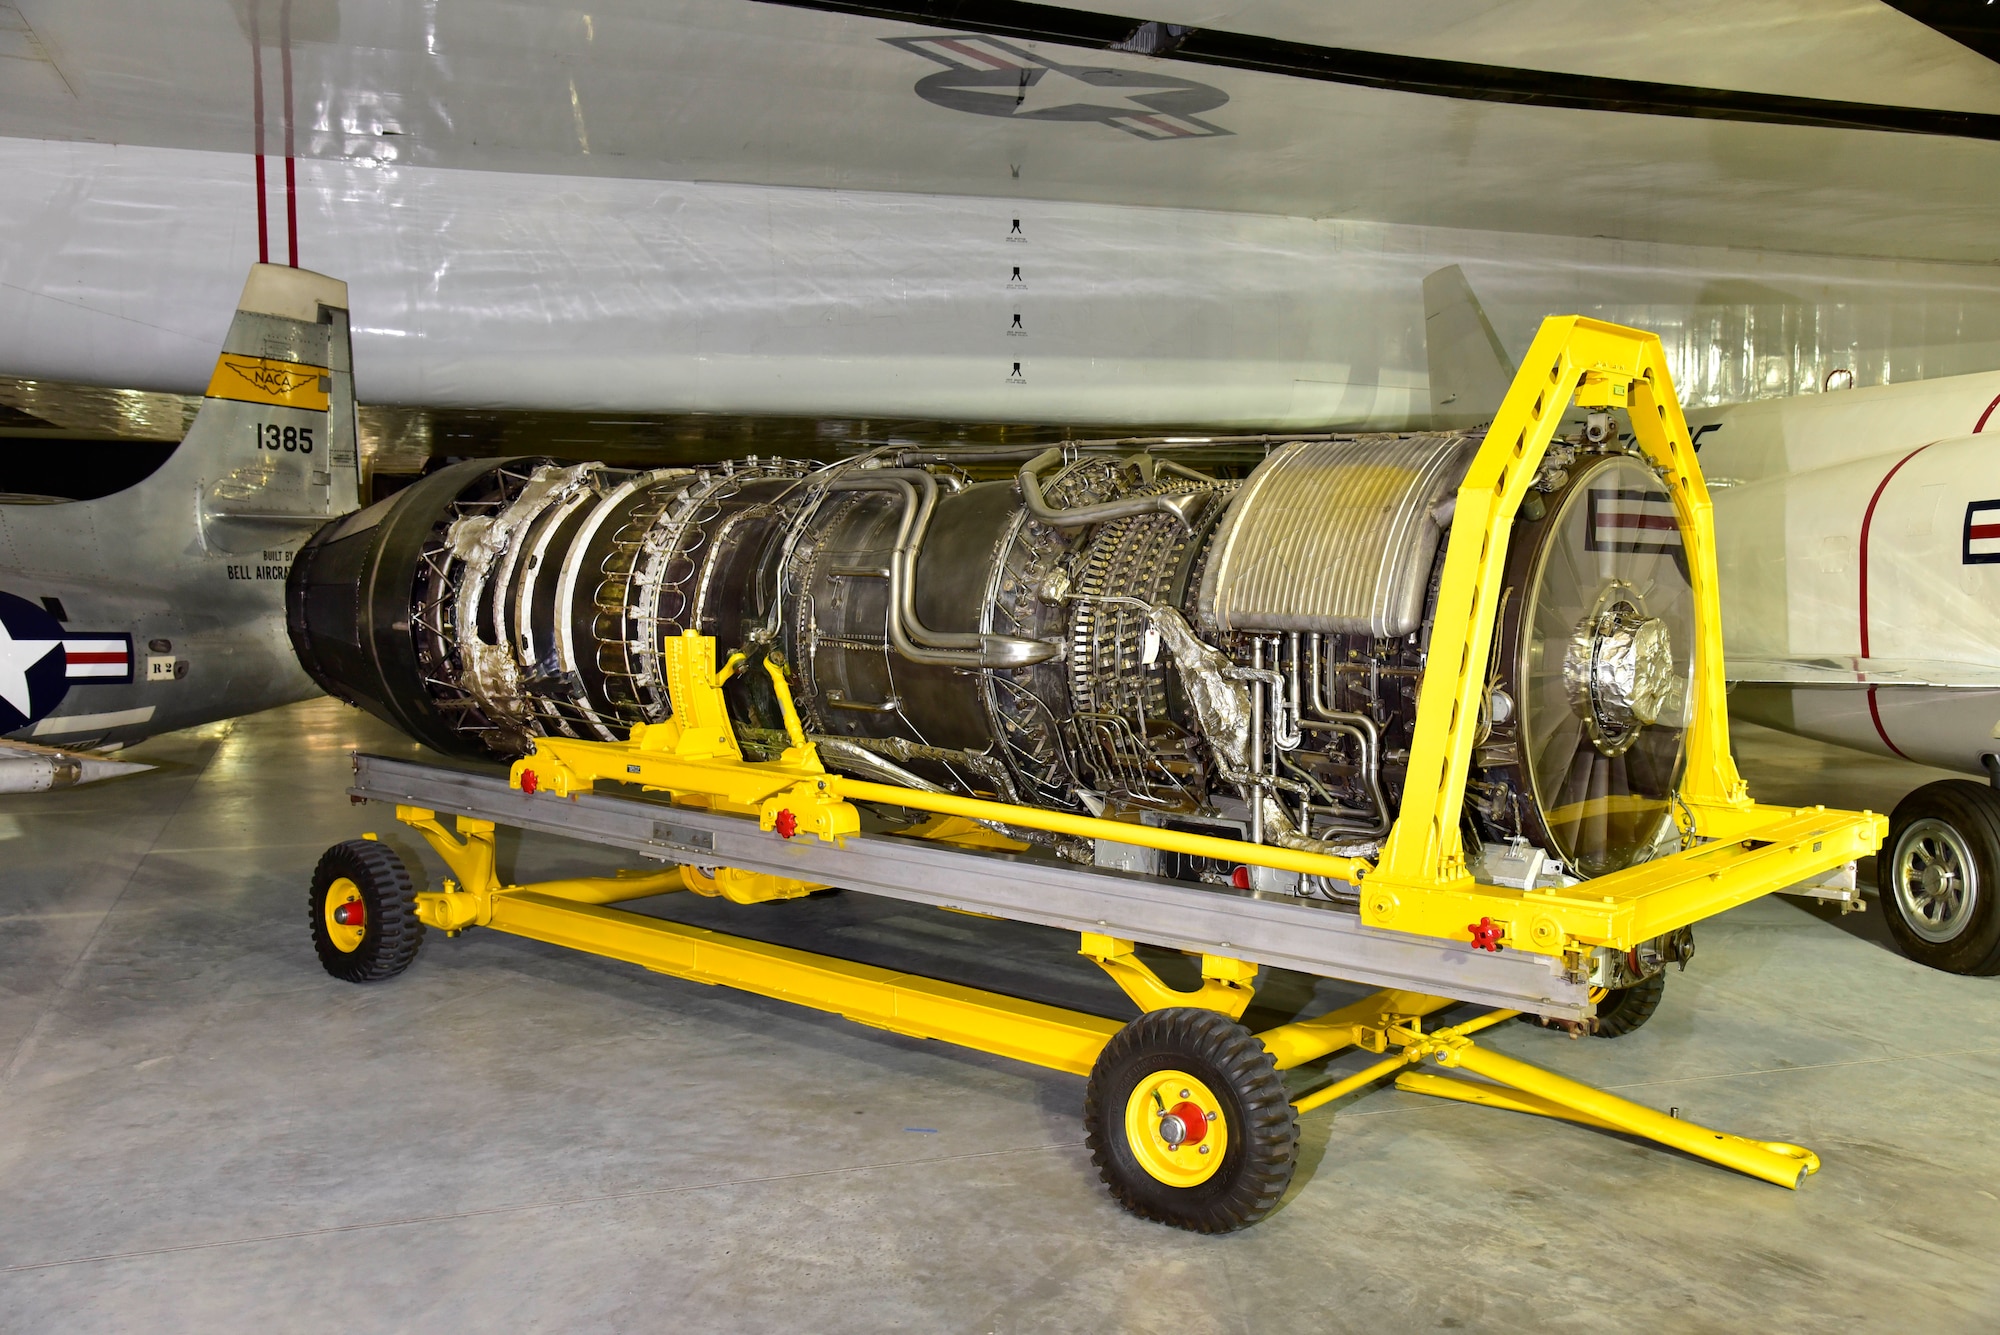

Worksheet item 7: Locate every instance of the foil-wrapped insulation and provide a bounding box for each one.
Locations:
[1198,434,1476,637]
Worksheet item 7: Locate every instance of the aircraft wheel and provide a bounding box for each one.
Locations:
[310,839,425,983]
[1591,972,1666,1037]
[1881,781,2000,975]
[1084,1008,1297,1233]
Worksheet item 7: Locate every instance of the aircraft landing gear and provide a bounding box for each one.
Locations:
[1881,780,2000,976]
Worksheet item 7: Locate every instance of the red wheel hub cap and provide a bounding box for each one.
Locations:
[1165,1100,1209,1146]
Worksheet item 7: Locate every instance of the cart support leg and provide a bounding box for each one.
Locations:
[394,805,698,930]
[1080,933,1258,1019]
[1290,1008,1820,1188]
[1419,1037,1820,1187]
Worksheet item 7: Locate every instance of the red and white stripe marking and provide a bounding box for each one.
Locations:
[1106,111,1213,139]
[64,637,130,680]
[900,36,1037,70]
[1967,501,2000,561]
[1588,490,1681,552]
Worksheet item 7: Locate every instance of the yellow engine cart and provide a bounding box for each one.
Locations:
[312,317,1883,1232]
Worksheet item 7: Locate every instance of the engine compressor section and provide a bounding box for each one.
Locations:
[289,431,1698,897]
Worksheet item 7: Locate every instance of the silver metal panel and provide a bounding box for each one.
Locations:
[350,753,1588,1019]
[1198,434,1475,637]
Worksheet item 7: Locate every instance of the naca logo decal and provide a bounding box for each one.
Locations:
[885,35,1232,140]
[0,590,132,733]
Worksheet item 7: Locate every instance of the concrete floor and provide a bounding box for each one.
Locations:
[3,699,1998,1333]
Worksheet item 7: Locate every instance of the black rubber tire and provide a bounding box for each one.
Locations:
[1593,971,1666,1037]
[1084,1008,1298,1233]
[1880,780,2000,975]
[309,839,425,983]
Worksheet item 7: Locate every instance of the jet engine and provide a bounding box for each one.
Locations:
[288,435,1696,885]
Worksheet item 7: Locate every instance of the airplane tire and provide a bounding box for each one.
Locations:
[309,839,425,983]
[1881,781,2000,976]
[1084,1008,1297,1233]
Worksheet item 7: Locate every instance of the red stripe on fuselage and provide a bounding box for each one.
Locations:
[1867,686,1911,760]
[1976,393,2000,434]
[1858,444,1933,657]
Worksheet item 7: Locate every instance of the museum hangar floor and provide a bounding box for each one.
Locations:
[1,698,1995,1332]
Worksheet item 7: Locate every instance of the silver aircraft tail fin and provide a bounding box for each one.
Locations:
[185,264,362,551]
[1423,265,1517,431]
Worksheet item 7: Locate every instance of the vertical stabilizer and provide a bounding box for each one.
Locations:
[0,263,363,749]
[194,264,361,548]
[1423,266,1517,431]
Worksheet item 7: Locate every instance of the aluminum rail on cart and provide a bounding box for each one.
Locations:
[349,753,1590,1019]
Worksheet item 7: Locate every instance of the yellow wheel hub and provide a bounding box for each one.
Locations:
[324,878,367,953]
[1124,1069,1228,1188]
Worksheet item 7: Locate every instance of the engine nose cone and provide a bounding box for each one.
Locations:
[1563,590,1674,757]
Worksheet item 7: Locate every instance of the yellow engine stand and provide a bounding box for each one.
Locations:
[386,805,1817,1189]
[370,315,1877,1199]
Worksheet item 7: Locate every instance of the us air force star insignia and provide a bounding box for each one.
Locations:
[0,591,64,730]
[884,34,1232,140]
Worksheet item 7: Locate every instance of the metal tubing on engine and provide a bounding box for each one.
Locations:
[1017,447,1206,531]
[824,469,1054,669]
[829,776,1366,882]
[1306,632,1391,836]
[1249,637,1265,845]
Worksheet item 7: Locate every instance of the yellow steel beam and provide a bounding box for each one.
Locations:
[1292,1050,1425,1116]
[1363,804,1884,952]
[831,776,1366,882]
[1393,1071,1621,1131]
[1256,990,1455,1070]
[1288,1007,1520,1114]
[523,869,692,905]
[482,890,1121,1075]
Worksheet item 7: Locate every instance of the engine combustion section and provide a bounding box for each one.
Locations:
[289,435,1696,887]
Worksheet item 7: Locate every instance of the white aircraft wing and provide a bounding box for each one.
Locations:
[1726,657,2000,690]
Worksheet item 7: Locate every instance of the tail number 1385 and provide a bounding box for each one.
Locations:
[252,423,314,453]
